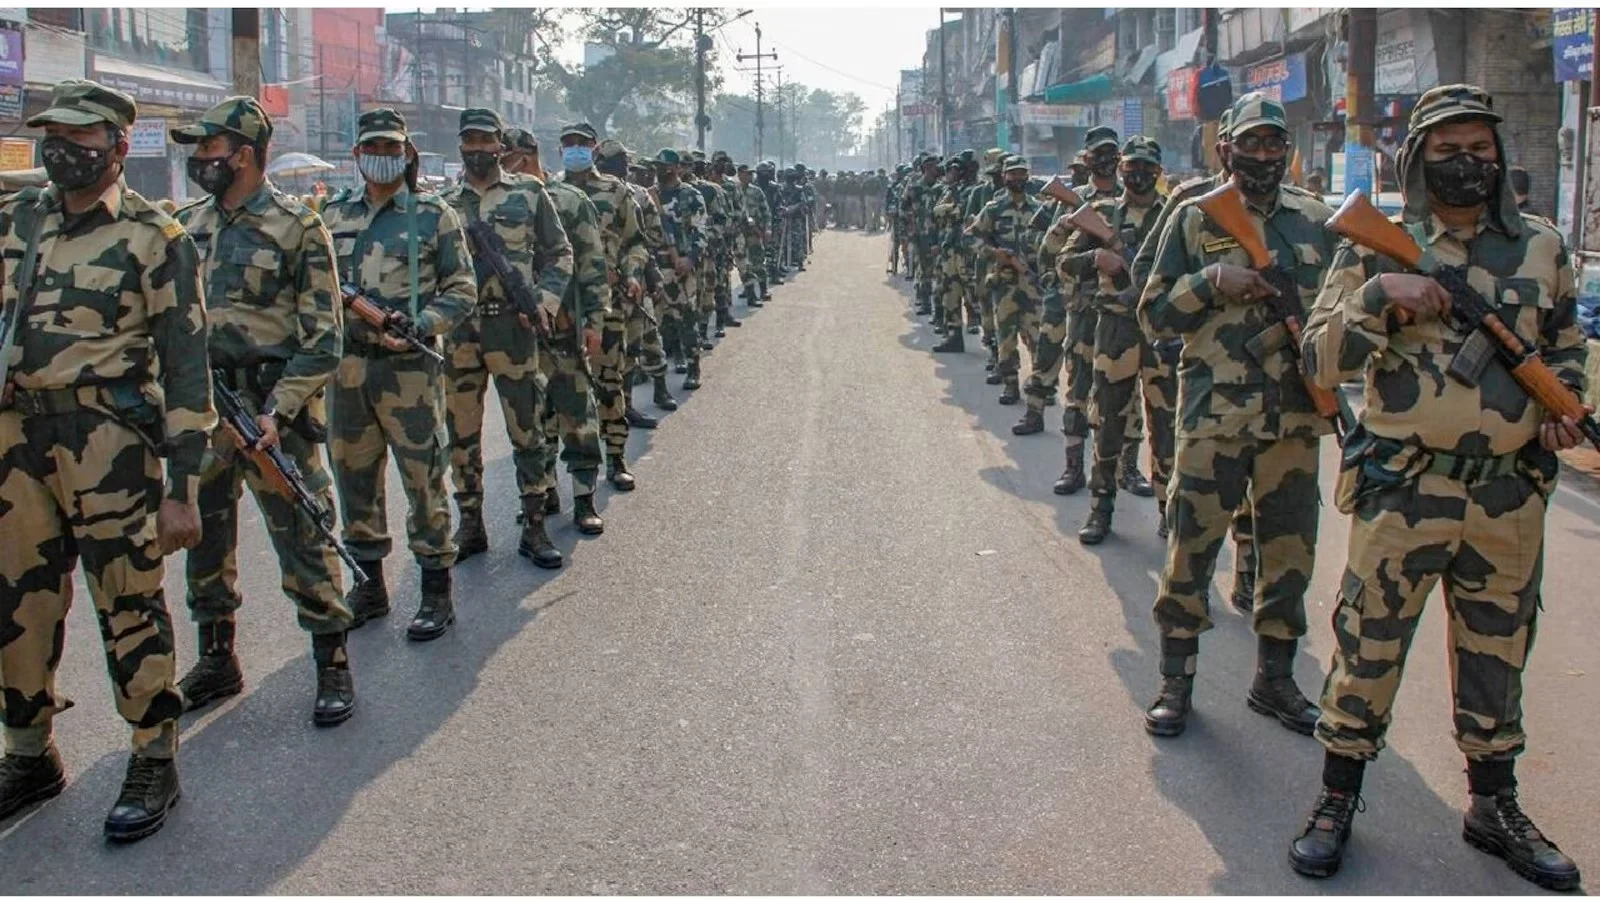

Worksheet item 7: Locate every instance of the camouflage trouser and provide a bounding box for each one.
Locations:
[594,303,631,459]
[623,293,668,382]
[330,351,457,570]
[865,198,883,230]
[657,267,701,365]
[742,238,765,300]
[187,387,350,635]
[1317,467,1546,761]
[1144,340,1180,499]
[444,319,548,507]
[696,255,718,319]
[937,247,971,328]
[1086,311,1169,500]
[975,261,997,341]
[1024,289,1068,414]
[713,248,734,315]
[994,280,1041,383]
[913,240,937,303]
[1155,435,1320,645]
[538,347,604,498]
[0,408,181,758]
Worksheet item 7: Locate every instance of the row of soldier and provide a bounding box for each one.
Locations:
[0,80,822,842]
[882,87,1588,890]
[814,169,888,232]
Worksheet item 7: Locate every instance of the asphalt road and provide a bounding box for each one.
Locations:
[3,230,1597,894]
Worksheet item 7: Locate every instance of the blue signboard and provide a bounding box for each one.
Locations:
[1123,98,1144,138]
[1344,144,1374,199]
[1243,52,1309,104]
[1552,8,1594,82]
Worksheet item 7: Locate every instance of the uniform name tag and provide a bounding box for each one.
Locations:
[1203,238,1240,254]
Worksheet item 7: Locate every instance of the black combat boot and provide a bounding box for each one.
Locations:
[1044,393,1058,407]
[932,317,947,336]
[0,746,66,823]
[407,568,454,642]
[699,321,714,350]
[1157,500,1170,540]
[346,559,389,628]
[1231,565,1256,615]
[721,307,742,328]
[998,378,1020,406]
[652,375,679,411]
[311,631,355,727]
[1247,636,1320,735]
[932,328,965,353]
[543,486,562,516]
[1144,639,1196,737]
[682,360,702,391]
[1053,442,1087,496]
[1289,754,1366,878]
[1463,760,1582,891]
[608,455,637,491]
[1118,443,1155,497]
[984,369,1004,385]
[518,496,564,569]
[666,331,687,374]
[1012,409,1044,435]
[573,493,605,536]
[452,503,488,562]
[624,397,659,429]
[104,755,179,842]
[984,346,999,372]
[914,295,931,316]
[1079,495,1115,545]
[177,620,243,713]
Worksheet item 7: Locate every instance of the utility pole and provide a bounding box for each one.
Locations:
[938,8,949,156]
[775,68,786,167]
[694,8,710,151]
[1005,7,1018,154]
[737,23,779,160]
[231,8,261,98]
[895,87,902,163]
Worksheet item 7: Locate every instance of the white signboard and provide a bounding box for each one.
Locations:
[128,118,169,159]
[1019,103,1093,128]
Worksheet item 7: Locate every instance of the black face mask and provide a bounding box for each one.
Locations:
[461,150,499,179]
[41,136,113,192]
[1424,152,1500,208]
[1089,151,1119,179]
[1004,179,1028,194]
[1070,169,1090,188]
[187,153,237,197]
[1231,154,1288,196]
[1123,170,1157,196]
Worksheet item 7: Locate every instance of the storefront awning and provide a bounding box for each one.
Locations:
[1153,28,1204,84]
[90,53,229,112]
[1125,44,1159,86]
[1041,73,1113,106]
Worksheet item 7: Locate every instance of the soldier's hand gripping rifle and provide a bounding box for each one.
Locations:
[1040,176,1086,213]
[465,219,556,339]
[1327,189,1600,451]
[988,243,1045,295]
[340,284,446,364]
[213,375,368,585]
[1195,182,1357,441]
[1063,203,1138,296]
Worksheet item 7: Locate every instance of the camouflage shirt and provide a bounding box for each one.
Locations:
[0,179,215,502]
[441,170,573,322]
[971,190,1044,287]
[1138,184,1337,441]
[178,180,341,423]
[740,182,772,235]
[1058,195,1165,318]
[1303,210,1586,456]
[321,183,477,343]
[902,177,941,247]
[627,182,667,252]
[543,178,610,333]
[657,179,707,266]
[1131,174,1221,289]
[557,169,647,285]
[1034,180,1119,292]
[693,177,728,248]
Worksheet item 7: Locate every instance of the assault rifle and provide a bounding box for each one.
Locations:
[1195,182,1356,440]
[465,219,554,338]
[1064,203,1138,293]
[213,375,367,585]
[1327,189,1600,450]
[339,284,445,364]
[1040,177,1086,212]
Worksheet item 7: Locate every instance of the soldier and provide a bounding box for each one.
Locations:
[905,156,943,316]
[441,108,573,570]
[684,151,727,345]
[964,150,1007,357]
[931,154,976,347]
[322,108,477,641]
[779,167,810,273]
[651,149,710,391]
[736,163,773,309]
[867,168,888,232]
[1056,137,1169,545]
[815,169,832,228]
[557,122,651,492]
[1137,93,1333,740]
[1131,108,1260,610]
[707,151,744,334]
[886,164,907,274]
[1288,84,1586,890]
[599,140,679,414]
[755,161,784,289]
[971,157,1045,400]
[170,96,355,725]
[0,79,211,839]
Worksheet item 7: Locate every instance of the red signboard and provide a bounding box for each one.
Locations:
[1166,67,1199,121]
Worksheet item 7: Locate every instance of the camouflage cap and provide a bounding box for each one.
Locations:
[560,121,599,141]
[501,127,538,153]
[711,149,731,162]
[1410,83,1502,133]
[1121,136,1162,165]
[1217,107,1234,141]
[1069,150,1090,170]
[1228,92,1289,136]
[982,147,1006,173]
[736,162,751,173]
[689,149,707,161]
[654,147,682,166]
[171,95,272,145]
[357,107,409,144]
[27,79,137,130]
[1084,126,1119,150]
[1002,155,1029,173]
[596,138,628,159]
[458,107,504,135]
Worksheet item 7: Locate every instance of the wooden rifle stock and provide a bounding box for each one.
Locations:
[1041,176,1084,211]
[1065,204,1118,248]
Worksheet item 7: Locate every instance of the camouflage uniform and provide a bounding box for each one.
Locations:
[170,96,354,723]
[903,162,942,313]
[0,81,211,836]
[738,168,772,305]
[970,159,1044,398]
[932,162,971,336]
[711,155,745,327]
[619,172,674,390]
[1289,84,1585,891]
[654,149,709,388]
[322,109,476,616]
[1137,94,1334,738]
[687,160,727,339]
[441,107,573,560]
[964,153,1005,348]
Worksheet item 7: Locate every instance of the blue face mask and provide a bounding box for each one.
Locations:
[562,146,594,171]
